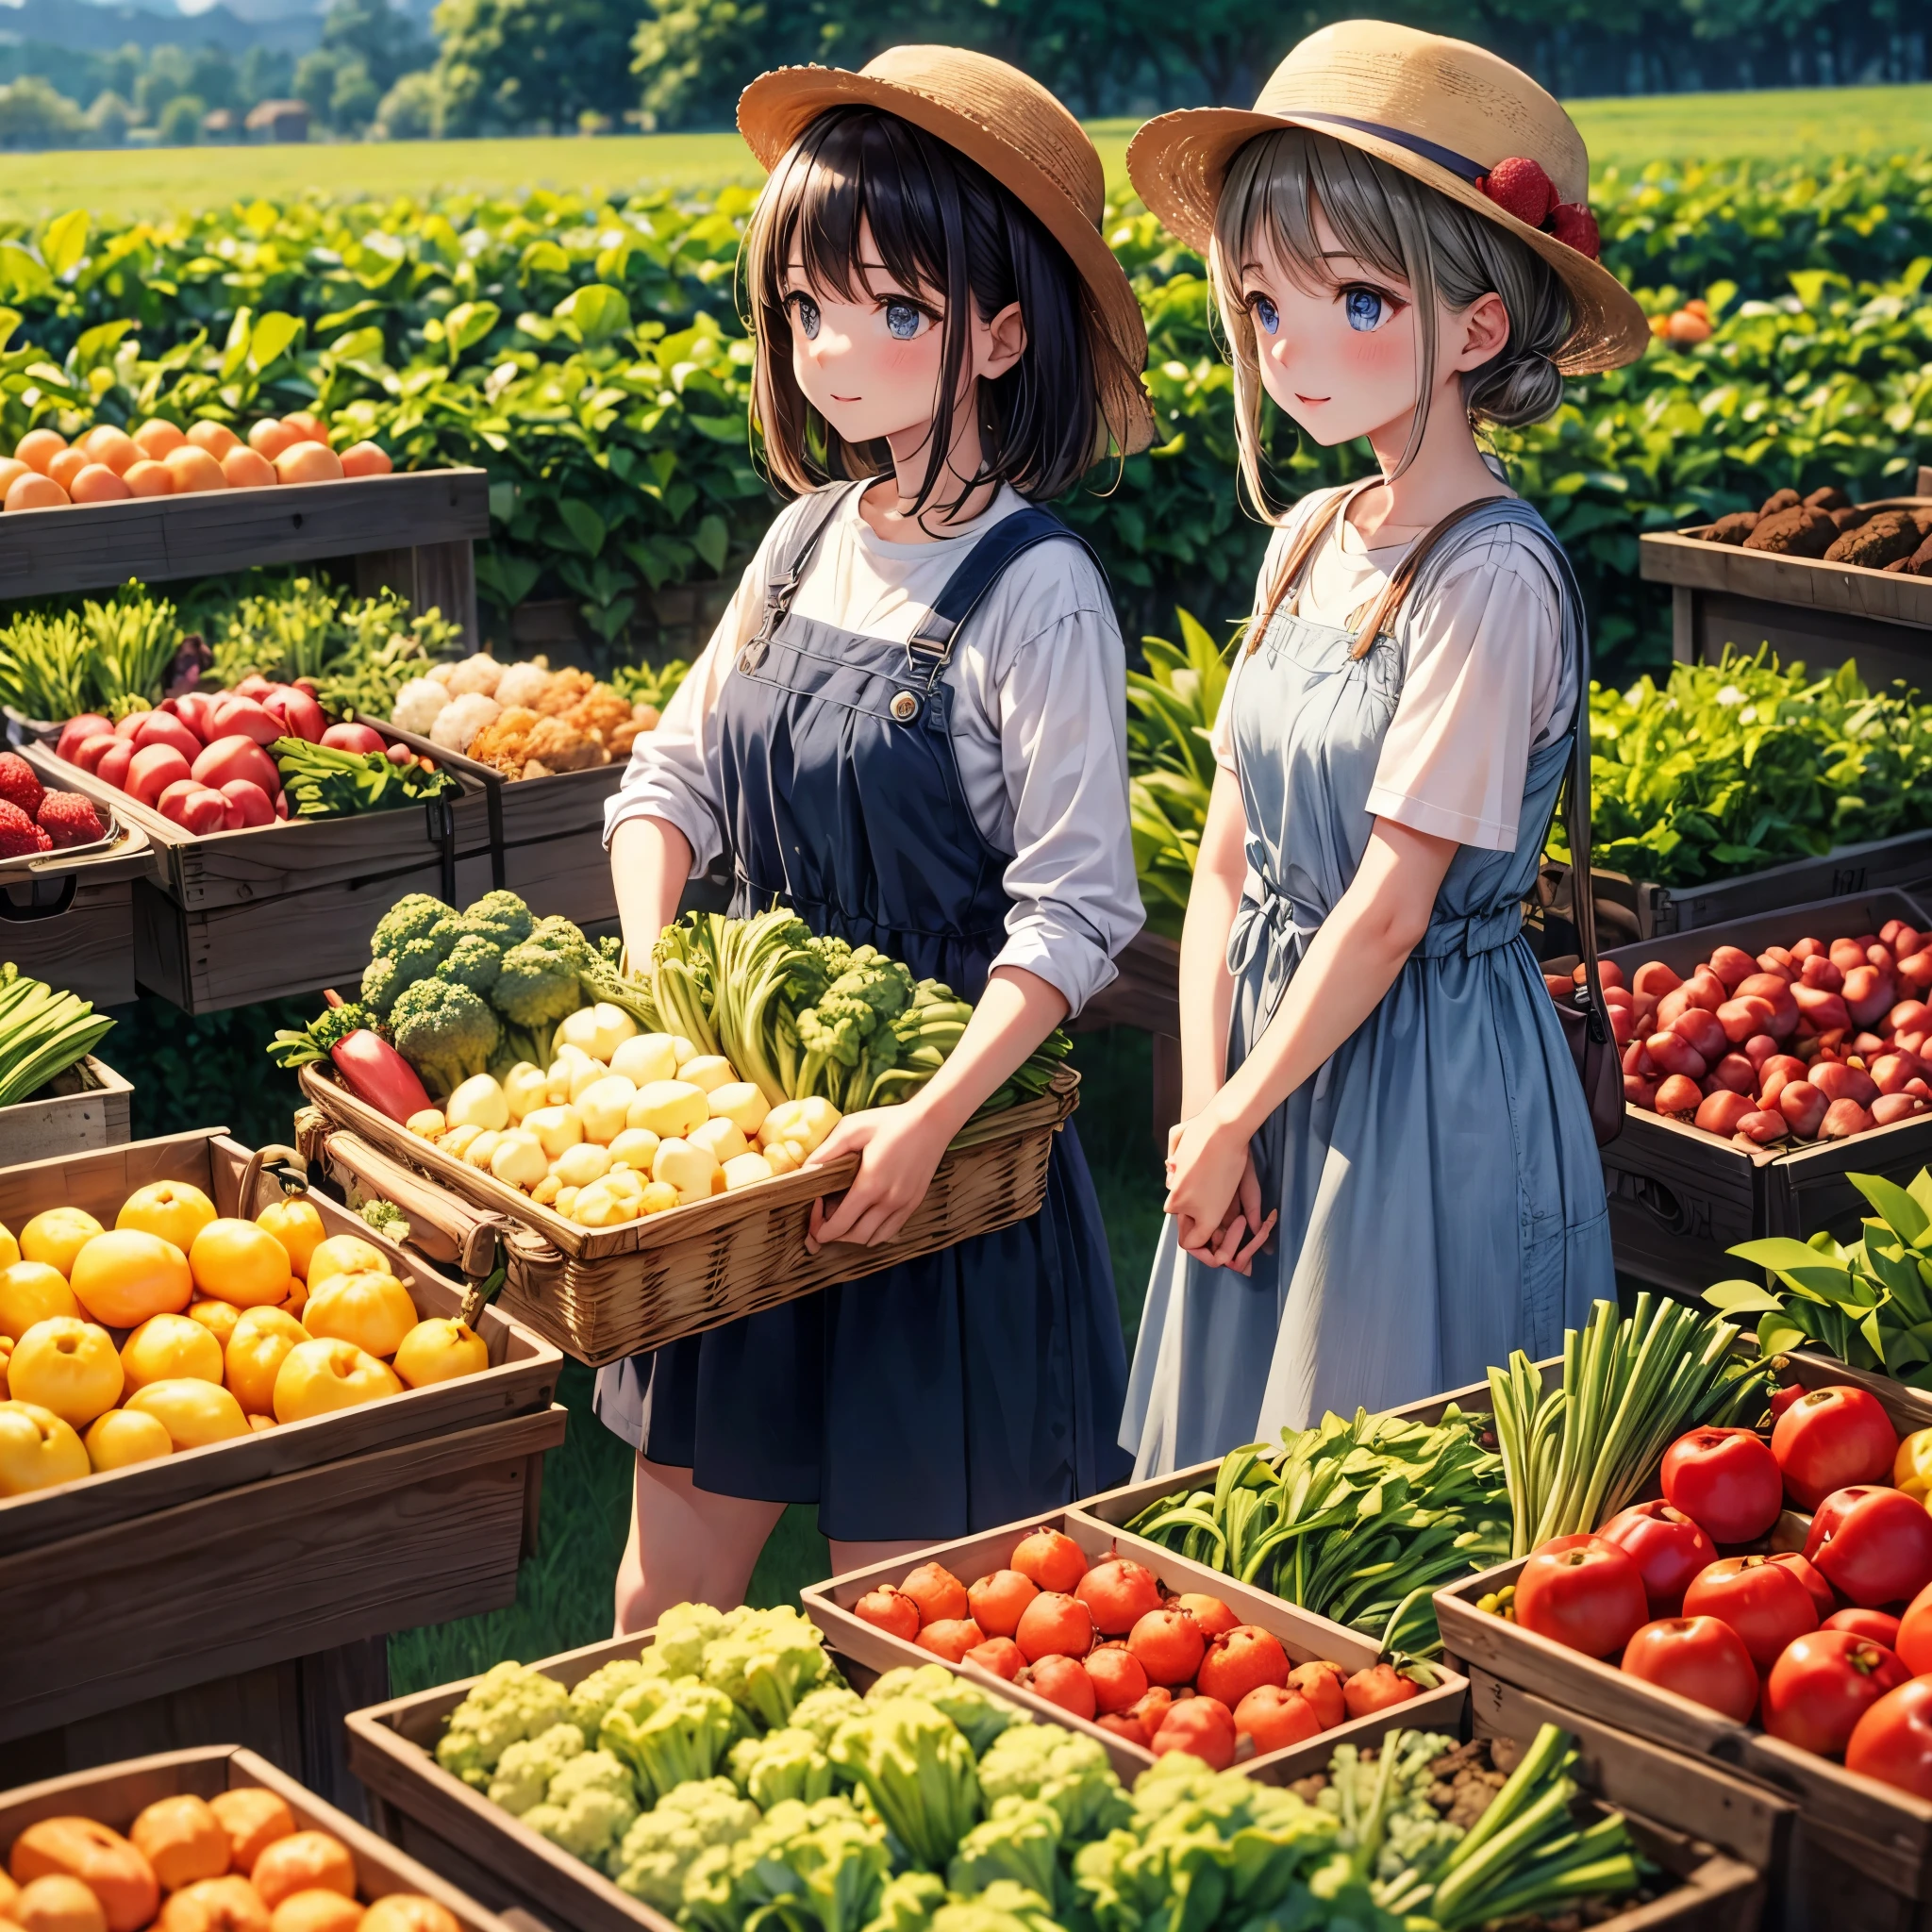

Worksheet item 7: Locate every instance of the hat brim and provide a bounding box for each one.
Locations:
[740,65,1156,456]
[1126,106,1650,375]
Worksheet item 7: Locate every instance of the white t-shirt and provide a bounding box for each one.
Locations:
[607,483,1143,1015]
[1210,486,1577,851]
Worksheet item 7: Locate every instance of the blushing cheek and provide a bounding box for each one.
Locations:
[1341,322,1413,408]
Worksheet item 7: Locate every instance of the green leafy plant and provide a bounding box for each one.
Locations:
[1126,609,1228,939]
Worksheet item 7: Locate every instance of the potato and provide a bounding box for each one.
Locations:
[575,1075,637,1145]
[627,1080,709,1140]
[708,1081,771,1136]
[688,1116,748,1164]
[522,1106,585,1160]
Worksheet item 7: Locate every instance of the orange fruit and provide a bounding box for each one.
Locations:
[186,420,239,461]
[22,1208,103,1278]
[246,419,298,461]
[187,1298,242,1348]
[14,1873,108,1932]
[126,1377,249,1449]
[157,1875,268,1932]
[8,1317,123,1427]
[68,1228,192,1327]
[0,458,28,500]
[247,1834,354,1911]
[272,1339,399,1423]
[301,1271,416,1358]
[119,1179,217,1252]
[0,1399,90,1495]
[79,425,140,474]
[164,445,227,494]
[130,1794,229,1892]
[280,412,332,448]
[338,441,391,478]
[207,1791,294,1874]
[132,419,186,460]
[392,1318,488,1389]
[222,446,278,491]
[268,1893,360,1932]
[14,427,67,474]
[304,1234,384,1289]
[0,1260,80,1341]
[47,448,86,492]
[70,464,132,504]
[225,1305,308,1416]
[358,1902,459,1932]
[121,1311,225,1393]
[125,460,173,497]
[273,442,342,486]
[191,1220,295,1307]
[256,1198,325,1278]
[7,473,68,511]
[84,1407,174,1471]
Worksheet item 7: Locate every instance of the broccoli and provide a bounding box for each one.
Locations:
[795,947,917,1108]
[462,890,536,951]
[435,1661,573,1789]
[599,1675,742,1806]
[390,977,503,1098]
[362,935,448,1020]
[683,1796,888,1932]
[947,1798,1062,1904]
[701,1605,836,1728]
[568,1657,649,1744]
[488,1722,586,1816]
[524,1748,640,1873]
[861,1873,947,1932]
[358,1198,411,1245]
[612,1776,760,1914]
[597,933,624,964]
[494,935,591,1050]
[790,1685,867,1748]
[371,893,459,962]
[931,1882,1064,1932]
[441,931,506,996]
[976,1725,1128,1842]
[728,1727,835,1808]
[865,1667,1022,1759]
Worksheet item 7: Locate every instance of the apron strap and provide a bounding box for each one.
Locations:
[745,480,866,661]
[1245,480,1380,655]
[905,506,1104,690]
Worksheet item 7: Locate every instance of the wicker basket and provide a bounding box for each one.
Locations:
[296,1062,1079,1365]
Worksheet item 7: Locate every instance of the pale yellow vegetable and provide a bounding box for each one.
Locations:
[762,1139,802,1175]
[723,1151,775,1191]
[406,1108,446,1140]
[795,1096,841,1148]
[689,1116,748,1165]
[602,1165,646,1202]
[546,1045,598,1106]
[573,1181,641,1228]
[708,1081,771,1137]
[465,1129,504,1170]
[628,1079,710,1140]
[523,1105,585,1160]
[576,1074,638,1145]
[653,1138,724,1205]
[758,1099,839,1156]
[441,1124,482,1160]
[530,1175,562,1207]
[676,1055,735,1095]
[556,1185,580,1218]
[503,1062,550,1123]
[490,1131,549,1191]
[446,1074,509,1133]
[610,1033,680,1087]
[639,1180,679,1216]
[551,1141,612,1189]
[607,1127,661,1172]
[557,1002,640,1063]
[670,1036,697,1066]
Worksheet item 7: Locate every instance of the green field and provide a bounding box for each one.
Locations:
[2,80,1924,225]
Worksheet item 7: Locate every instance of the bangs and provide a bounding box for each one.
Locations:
[1224,126,1411,298]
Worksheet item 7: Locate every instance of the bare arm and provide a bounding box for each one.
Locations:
[1177,768,1248,1117]
[1164,816,1457,1248]
[610,814,694,968]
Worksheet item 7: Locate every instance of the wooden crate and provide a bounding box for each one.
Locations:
[803,1506,1466,1784]
[0,1127,561,1558]
[0,1745,515,1932]
[0,819,156,1007]
[1641,497,1932,690]
[0,468,490,646]
[0,1053,131,1165]
[297,1059,1081,1367]
[1597,889,1932,1295]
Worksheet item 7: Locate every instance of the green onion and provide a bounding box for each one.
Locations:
[0,965,114,1108]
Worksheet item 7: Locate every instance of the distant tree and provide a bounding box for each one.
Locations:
[134,47,192,125]
[631,0,778,129]
[157,92,206,145]
[238,45,296,108]
[332,58,383,129]
[434,0,650,135]
[101,44,144,104]
[0,76,86,148]
[325,0,436,93]
[189,48,239,114]
[85,90,134,145]
[375,68,441,137]
[292,49,344,125]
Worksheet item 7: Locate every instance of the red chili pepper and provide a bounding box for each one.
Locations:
[331,1029,432,1123]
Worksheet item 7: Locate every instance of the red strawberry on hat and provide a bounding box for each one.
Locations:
[1549,202,1601,259]
[1480,156,1556,227]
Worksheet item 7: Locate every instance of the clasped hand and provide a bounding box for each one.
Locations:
[803,1099,951,1251]
[1165,1103,1275,1274]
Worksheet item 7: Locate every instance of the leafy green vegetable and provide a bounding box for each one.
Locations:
[1126,612,1228,941]
[826,1698,982,1873]
[683,1795,891,1932]
[272,736,457,820]
[598,1675,743,1807]
[0,967,115,1109]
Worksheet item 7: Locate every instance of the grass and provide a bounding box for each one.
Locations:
[3,81,1927,225]
[386,1024,1164,1694]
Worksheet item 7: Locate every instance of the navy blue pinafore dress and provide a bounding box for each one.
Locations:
[594,483,1133,1541]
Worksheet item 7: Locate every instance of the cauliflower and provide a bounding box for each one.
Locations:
[446,652,505,696]
[946,1796,1062,1904]
[977,1725,1128,1841]
[682,1796,888,1932]
[568,1657,649,1744]
[434,1660,573,1789]
[431,690,501,752]
[493,662,555,710]
[599,1675,743,1807]
[429,662,458,686]
[391,676,451,735]
[790,1685,867,1746]
[728,1727,835,1808]
[612,1776,759,1913]
[865,1666,1022,1757]
[863,1873,947,1932]
[642,1601,739,1680]
[488,1722,585,1815]
[524,1748,640,1872]
[701,1605,836,1728]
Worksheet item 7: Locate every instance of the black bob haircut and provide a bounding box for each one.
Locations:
[744,105,1108,513]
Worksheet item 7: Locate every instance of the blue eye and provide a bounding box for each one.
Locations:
[885,299,924,340]
[1251,294,1279,336]
[791,294,820,340]
[1343,287,1388,332]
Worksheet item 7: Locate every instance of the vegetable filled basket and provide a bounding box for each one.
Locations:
[296,1061,1078,1365]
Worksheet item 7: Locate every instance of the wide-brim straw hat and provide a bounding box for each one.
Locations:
[739,45,1157,454]
[1128,20,1649,375]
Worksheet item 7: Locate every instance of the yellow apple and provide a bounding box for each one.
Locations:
[300,1270,417,1358]
[225,1305,309,1416]
[120,1311,224,1394]
[392,1318,489,1389]
[68,1229,193,1327]
[20,1207,104,1277]
[0,1260,79,1341]
[187,1298,241,1348]
[126,1377,250,1449]
[0,1219,20,1270]
[116,1179,217,1253]
[303,1234,387,1289]
[272,1338,401,1423]
[8,1317,123,1428]
[187,1218,294,1307]
[0,1399,89,1493]
[84,1407,175,1471]
[257,1197,326,1278]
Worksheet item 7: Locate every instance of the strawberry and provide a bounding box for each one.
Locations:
[1480,157,1556,226]
[0,798,41,858]
[0,751,43,823]
[1549,202,1602,259]
[37,791,104,850]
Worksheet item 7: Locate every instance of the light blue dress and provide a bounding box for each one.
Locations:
[1122,494,1613,1477]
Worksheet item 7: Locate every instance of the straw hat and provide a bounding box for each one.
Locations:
[739,46,1157,453]
[1128,21,1649,374]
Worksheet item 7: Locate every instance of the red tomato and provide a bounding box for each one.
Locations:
[1847,1679,1932,1797]
[1150,1696,1237,1769]
[853,1587,921,1641]
[1342,1663,1422,1719]
[1824,1607,1902,1648]
[1660,1427,1783,1543]
[1515,1538,1650,1658]
[1597,1502,1719,1615]
[1619,1616,1759,1722]
[1682,1556,1820,1672]
[1773,1386,1900,1511]
[1805,1487,1932,1608]
[1893,1579,1932,1674]
[1763,1629,1909,1755]
[1770,1552,1838,1621]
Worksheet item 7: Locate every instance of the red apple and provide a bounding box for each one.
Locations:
[128,743,192,806]
[208,693,283,746]
[174,691,219,741]
[234,675,276,700]
[191,734,280,797]
[273,790,290,821]
[321,721,386,756]
[219,779,275,829]
[96,740,136,790]
[264,685,326,742]
[131,710,203,761]
[71,731,120,774]
[114,709,147,739]
[156,779,229,835]
[56,713,112,762]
